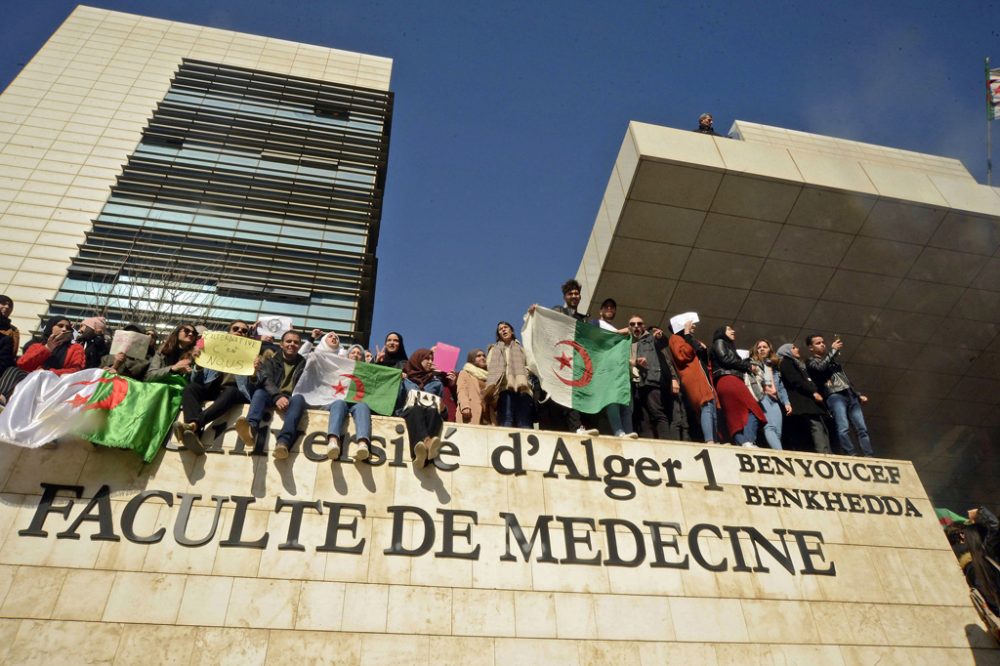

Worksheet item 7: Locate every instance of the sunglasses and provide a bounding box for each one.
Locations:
[628,322,644,327]
[179,327,198,336]
[230,326,250,335]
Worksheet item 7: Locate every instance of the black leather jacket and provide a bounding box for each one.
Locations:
[710,338,752,380]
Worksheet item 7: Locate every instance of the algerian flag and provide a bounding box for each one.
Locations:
[84,373,185,462]
[293,349,402,416]
[522,306,631,414]
[0,369,183,461]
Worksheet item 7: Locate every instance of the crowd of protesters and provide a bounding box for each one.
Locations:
[0,276,877,464]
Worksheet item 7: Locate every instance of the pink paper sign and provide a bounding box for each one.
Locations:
[434,342,460,374]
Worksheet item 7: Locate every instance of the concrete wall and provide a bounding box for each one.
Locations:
[0,407,993,664]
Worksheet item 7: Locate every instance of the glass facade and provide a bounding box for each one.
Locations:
[46,59,392,343]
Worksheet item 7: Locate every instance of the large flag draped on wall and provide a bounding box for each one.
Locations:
[522,306,631,414]
[990,66,1000,121]
[293,353,402,416]
[0,369,183,462]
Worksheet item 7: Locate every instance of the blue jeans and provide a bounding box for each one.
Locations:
[700,401,718,443]
[247,388,307,448]
[327,400,372,443]
[498,390,533,428]
[605,401,634,436]
[826,391,873,456]
[402,378,443,397]
[733,412,759,445]
[759,396,784,450]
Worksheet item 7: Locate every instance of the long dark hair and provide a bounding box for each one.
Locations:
[495,321,517,342]
[159,323,198,360]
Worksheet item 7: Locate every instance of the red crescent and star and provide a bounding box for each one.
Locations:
[66,376,130,411]
[331,373,366,399]
[552,340,594,388]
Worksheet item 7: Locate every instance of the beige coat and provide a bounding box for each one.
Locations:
[456,369,487,424]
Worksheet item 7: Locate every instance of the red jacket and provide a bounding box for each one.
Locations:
[17,343,86,375]
[668,334,717,408]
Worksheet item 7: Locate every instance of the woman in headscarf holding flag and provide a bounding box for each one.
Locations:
[324,339,374,462]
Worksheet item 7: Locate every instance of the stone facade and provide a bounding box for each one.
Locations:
[0,405,993,664]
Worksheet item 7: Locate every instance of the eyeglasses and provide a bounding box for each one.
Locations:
[230,326,250,335]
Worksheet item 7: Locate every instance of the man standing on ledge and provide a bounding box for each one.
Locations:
[528,279,599,436]
[805,334,874,457]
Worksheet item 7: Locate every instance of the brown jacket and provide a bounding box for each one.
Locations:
[668,333,716,408]
[456,369,487,425]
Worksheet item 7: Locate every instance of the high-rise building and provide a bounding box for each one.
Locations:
[0,6,392,343]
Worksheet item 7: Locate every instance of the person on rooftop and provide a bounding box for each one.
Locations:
[746,339,790,450]
[484,321,533,429]
[710,325,764,448]
[668,317,717,444]
[374,331,408,370]
[456,348,489,425]
[776,342,831,454]
[399,348,448,467]
[696,113,717,135]
[145,323,198,383]
[806,333,874,457]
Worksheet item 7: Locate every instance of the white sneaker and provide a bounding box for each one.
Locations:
[740,442,758,448]
[622,432,639,439]
[576,427,600,436]
[426,436,442,460]
[354,443,370,462]
[327,438,341,461]
[413,441,428,468]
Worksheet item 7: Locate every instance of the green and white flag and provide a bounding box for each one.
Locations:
[293,352,402,416]
[0,368,184,462]
[522,306,631,414]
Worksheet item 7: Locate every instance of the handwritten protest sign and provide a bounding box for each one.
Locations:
[109,330,151,360]
[669,311,699,334]
[195,332,261,376]
[257,316,293,338]
[434,342,460,374]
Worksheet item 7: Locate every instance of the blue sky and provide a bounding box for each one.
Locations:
[2,1,999,359]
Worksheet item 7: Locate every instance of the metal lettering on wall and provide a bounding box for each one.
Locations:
[17,429,923,578]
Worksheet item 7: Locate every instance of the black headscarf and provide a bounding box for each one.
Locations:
[0,295,12,331]
[28,317,73,369]
[377,331,408,369]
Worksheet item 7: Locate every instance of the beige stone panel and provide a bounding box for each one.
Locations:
[408,542,473,589]
[715,644,845,665]
[103,571,186,624]
[512,590,556,638]
[530,531,611,593]
[367,516,412,584]
[811,600,889,645]
[255,501,327,580]
[7,619,122,665]
[638,642,719,665]
[774,501,847,544]
[594,594,674,641]
[678,481,783,533]
[816,543,885,602]
[313,455,395,521]
[542,473,612,519]
[739,598,820,644]
[386,584,452,635]
[505,472,545,524]
[897,548,971,607]
[294,580,345,631]
[493,637,580,665]
[0,618,20,663]
[471,523,533,591]
[225,577,301,629]
[265,629,362,666]
[341,582,389,633]
[114,624,197,665]
[0,499,100,570]
[391,457,454,515]
[551,592,596,639]
[321,510,373,584]
[177,574,234,627]
[192,626,269,666]
[4,436,90,492]
[578,640,642,665]
[425,636,495,666]
[451,464,509,516]
[1,565,67,619]
[76,449,151,499]
[839,645,977,666]
[50,568,115,621]
[606,555,685,596]
[451,588,515,637]
[141,503,221,575]
[94,495,162,573]
[669,597,750,642]
[359,633,429,665]
[868,546,918,604]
